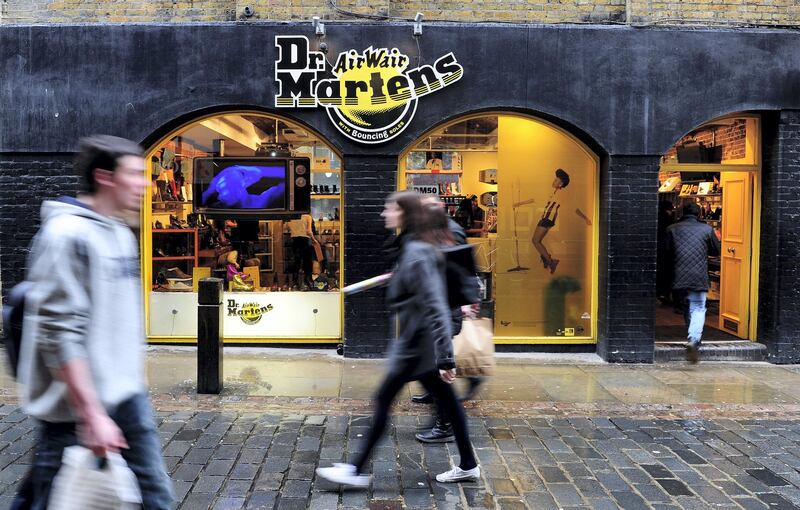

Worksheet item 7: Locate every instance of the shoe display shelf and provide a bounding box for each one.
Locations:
[151,201,187,213]
[254,220,275,290]
[152,228,199,290]
[310,175,341,289]
[255,220,274,273]
[316,220,340,284]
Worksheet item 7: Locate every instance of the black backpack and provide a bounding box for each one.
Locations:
[442,244,480,308]
[3,281,32,378]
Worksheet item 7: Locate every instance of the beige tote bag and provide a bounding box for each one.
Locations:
[453,318,495,377]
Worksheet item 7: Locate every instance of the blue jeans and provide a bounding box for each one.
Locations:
[17,393,174,510]
[682,291,707,345]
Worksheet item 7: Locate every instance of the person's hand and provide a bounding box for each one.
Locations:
[439,368,456,384]
[78,412,128,457]
[461,304,479,319]
[576,208,592,226]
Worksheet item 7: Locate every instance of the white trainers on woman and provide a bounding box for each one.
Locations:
[315,463,371,487]
[436,465,481,483]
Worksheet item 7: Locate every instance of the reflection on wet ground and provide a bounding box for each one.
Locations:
[2,346,794,407]
[124,348,800,406]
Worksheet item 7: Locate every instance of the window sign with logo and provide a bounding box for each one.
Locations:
[226,300,274,325]
[224,293,340,337]
[274,36,464,144]
[149,292,341,338]
[411,185,439,195]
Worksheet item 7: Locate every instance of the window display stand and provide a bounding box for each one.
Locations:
[254,220,274,272]
[507,184,529,272]
[152,228,199,290]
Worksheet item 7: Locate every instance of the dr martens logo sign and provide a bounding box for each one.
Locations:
[227,299,274,325]
[274,36,463,144]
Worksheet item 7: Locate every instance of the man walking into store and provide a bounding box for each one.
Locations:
[666,202,721,364]
[14,136,174,509]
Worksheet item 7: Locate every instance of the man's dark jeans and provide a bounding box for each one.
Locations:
[14,393,174,510]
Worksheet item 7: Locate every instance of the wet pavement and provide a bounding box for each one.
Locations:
[2,348,800,509]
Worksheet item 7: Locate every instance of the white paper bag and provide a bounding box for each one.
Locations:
[48,446,142,510]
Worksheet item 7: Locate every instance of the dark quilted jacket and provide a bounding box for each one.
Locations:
[665,214,721,291]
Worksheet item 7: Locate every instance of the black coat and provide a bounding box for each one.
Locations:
[383,218,471,336]
[447,217,468,333]
[665,215,721,291]
[386,240,455,377]
[448,218,467,245]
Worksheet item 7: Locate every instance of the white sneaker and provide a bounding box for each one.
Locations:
[436,465,481,483]
[315,463,371,487]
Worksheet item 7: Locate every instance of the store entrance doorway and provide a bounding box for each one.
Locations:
[656,169,756,341]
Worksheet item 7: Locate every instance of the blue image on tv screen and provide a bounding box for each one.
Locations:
[201,165,286,210]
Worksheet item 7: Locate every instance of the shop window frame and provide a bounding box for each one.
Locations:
[140,110,345,344]
[398,111,601,345]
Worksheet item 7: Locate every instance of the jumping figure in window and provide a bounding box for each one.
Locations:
[514,168,591,274]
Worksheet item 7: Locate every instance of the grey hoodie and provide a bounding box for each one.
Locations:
[18,198,145,422]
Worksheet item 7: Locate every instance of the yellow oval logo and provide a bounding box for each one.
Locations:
[275,37,464,144]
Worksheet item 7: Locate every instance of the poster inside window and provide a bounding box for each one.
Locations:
[400,114,598,342]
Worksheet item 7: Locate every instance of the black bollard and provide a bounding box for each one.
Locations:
[198,277,224,394]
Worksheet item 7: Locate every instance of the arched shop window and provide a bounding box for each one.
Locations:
[143,112,343,344]
[399,114,599,344]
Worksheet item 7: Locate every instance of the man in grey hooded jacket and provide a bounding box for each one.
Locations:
[14,136,174,509]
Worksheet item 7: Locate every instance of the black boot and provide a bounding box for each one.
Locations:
[460,377,483,402]
[411,393,433,404]
[415,420,454,443]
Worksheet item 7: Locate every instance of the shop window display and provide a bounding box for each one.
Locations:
[145,113,342,341]
[399,114,598,343]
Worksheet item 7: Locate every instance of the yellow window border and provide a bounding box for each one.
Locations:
[147,336,341,344]
[398,111,601,346]
[140,110,345,344]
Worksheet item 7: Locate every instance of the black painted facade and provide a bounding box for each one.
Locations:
[1,23,800,362]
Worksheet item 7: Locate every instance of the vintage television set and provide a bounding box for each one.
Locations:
[193,157,311,218]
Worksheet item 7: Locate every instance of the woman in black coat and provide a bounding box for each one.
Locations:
[316,191,480,487]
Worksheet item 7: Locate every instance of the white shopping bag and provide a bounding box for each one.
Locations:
[48,445,142,510]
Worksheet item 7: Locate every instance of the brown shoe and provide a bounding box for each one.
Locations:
[686,342,700,364]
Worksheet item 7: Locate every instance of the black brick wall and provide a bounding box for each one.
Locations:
[2,127,799,364]
[342,155,397,358]
[2,24,800,362]
[4,25,800,158]
[758,110,800,364]
[0,154,78,300]
[597,155,660,363]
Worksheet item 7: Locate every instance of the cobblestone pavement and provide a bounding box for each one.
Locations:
[3,353,800,508]
[2,404,800,509]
